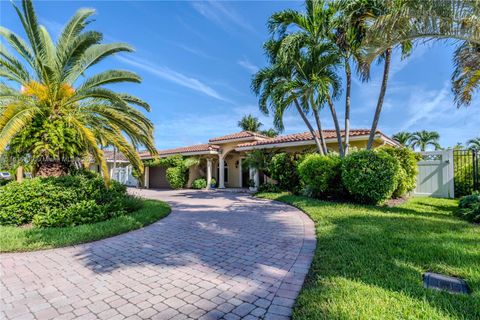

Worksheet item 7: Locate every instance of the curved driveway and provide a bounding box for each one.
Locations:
[0,189,315,320]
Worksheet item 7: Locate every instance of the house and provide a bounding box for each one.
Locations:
[135,129,399,189]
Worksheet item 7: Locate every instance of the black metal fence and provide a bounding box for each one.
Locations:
[453,149,479,197]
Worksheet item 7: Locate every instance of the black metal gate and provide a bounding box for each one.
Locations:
[453,149,479,197]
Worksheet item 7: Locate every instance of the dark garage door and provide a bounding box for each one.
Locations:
[149,167,171,189]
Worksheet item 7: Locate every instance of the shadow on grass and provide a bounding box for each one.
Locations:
[265,194,480,320]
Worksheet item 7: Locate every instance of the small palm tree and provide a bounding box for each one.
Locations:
[392,131,413,147]
[238,114,263,132]
[410,130,441,151]
[0,0,156,180]
[467,137,480,150]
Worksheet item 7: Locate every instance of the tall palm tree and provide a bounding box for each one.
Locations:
[467,137,480,150]
[409,130,441,151]
[267,0,344,156]
[238,114,263,132]
[392,131,413,147]
[0,0,156,181]
[452,42,480,107]
[252,40,326,155]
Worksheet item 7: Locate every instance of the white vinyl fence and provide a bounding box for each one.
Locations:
[414,150,454,198]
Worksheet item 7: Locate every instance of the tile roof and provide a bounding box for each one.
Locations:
[102,150,128,161]
[139,144,220,159]
[236,129,388,148]
[209,131,271,143]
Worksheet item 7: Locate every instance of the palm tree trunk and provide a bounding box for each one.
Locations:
[16,166,23,183]
[367,48,392,149]
[312,108,328,155]
[293,99,323,154]
[327,95,344,157]
[344,60,352,155]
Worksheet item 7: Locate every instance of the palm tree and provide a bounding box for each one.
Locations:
[252,40,326,155]
[238,114,263,132]
[467,137,480,150]
[392,131,413,147]
[452,42,480,107]
[0,0,155,181]
[267,0,344,156]
[409,130,441,151]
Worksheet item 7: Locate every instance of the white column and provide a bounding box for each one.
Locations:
[144,166,150,189]
[254,168,260,188]
[238,158,243,188]
[219,156,225,189]
[206,158,212,189]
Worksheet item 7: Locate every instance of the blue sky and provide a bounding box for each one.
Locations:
[1,0,478,150]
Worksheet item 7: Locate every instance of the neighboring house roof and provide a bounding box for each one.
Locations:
[209,131,271,143]
[102,150,129,162]
[140,144,220,159]
[235,129,400,150]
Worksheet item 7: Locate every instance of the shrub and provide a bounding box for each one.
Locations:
[258,182,281,193]
[341,150,400,204]
[0,171,141,227]
[192,178,207,189]
[298,154,343,199]
[166,166,186,189]
[380,147,420,197]
[209,178,216,187]
[0,179,11,186]
[269,153,301,192]
[456,191,480,222]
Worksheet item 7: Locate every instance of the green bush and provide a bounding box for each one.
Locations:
[380,147,420,198]
[298,154,343,199]
[258,182,281,193]
[341,150,400,204]
[269,153,301,192]
[456,191,480,222]
[192,178,207,189]
[0,171,142,227]
[166,166,186,189]
[0,179,11,186]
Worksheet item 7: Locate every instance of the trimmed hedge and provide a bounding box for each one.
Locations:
[380,146,420,197]
[269,153,301,192]
[192,178,207,189]
[341,150,400,204]
[0,171,142,227]
[166,166,186,189]
[298,153,343,199]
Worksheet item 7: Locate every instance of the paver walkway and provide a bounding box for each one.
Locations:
[0,189,315,320]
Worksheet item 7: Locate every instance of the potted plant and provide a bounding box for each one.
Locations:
[248,178,257,192]
[209,178,216,189]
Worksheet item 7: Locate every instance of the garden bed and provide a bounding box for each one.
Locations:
[0,199,170,252]
[257,193,480,320]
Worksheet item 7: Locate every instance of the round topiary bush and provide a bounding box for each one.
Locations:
[192,178,207,189]
[166,166,186,189]
[298,153,343,198]
[341,150,400,204]
[0,171,142,227]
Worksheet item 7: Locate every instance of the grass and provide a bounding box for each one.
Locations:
[257,193,480,320]
[0,199,170,253]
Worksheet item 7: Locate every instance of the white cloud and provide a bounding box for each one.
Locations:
[238,58,259,74]
[116,55,231,103]
[190,0,255,33]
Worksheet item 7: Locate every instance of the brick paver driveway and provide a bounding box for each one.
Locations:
[1,189,315,320]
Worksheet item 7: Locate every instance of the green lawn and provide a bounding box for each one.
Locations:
[0,199,170,252]
[257,193,480,320]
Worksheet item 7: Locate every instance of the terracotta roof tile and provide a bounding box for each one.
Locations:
[236,129,386,148]
[140,144,220,158]
[102,150,128,161]
[209,131,271,142]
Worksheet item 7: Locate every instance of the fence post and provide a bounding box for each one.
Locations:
[445,149,455,198]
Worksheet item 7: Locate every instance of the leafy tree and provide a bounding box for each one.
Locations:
[409,130,441,151]
[467,137,480,150]
[0,0,156,181]
[392,131,413,147]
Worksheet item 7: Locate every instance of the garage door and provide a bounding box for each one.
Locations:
[149,167,171,189]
